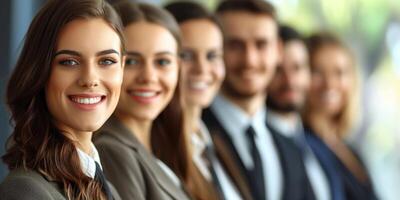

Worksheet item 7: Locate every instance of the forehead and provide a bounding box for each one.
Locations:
[218,11,278,41]
[56,18,121,53]
[124,21,178,54]
[179,19,223,49]
[284,41,308,58]
[313,46,352,71]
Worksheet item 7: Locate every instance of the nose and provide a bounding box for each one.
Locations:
[78,62,99,88]
[192,55,208,75]
[137,60,157,84]
[244,45,259,68]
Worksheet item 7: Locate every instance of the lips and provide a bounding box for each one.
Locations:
[189,81,209,90]
[70,96,102,104]
[128,89,160,104]
[68,94,106,110]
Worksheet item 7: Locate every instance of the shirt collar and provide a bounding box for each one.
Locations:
[211,94,267,138]
[266,109,302,138]
[76,143,102,179]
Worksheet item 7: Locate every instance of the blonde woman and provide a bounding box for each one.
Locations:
[303,32,377,200]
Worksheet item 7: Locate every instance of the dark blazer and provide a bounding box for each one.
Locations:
[304,128,378,200]
[94,116,191,200]
[0,168,121,200]
[203,108,315,200]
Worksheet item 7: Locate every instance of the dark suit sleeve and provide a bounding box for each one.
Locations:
[0,176,55,200]
[95,137,146,200]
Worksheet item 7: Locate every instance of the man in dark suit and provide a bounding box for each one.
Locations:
[266,25,330,200]
[203,1,314,199]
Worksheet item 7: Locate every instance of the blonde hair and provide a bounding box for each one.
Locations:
[303,32,361,138]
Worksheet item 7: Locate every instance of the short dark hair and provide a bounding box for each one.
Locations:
[216,0,277,21]
[279,25,304,44]
[164,1,222,32]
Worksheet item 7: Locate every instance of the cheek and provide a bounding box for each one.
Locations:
[212,63,226,83]
[166,70,179,92]
[122,69,137,89]
[224,51,240,66]
[104,68,124,91]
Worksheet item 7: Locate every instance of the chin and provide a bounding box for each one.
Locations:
[76,123,103,132]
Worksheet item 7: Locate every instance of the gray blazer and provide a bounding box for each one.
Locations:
[0,168,121,200]
[94,116,191,200]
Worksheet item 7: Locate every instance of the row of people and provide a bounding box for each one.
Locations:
[0,0,377,199]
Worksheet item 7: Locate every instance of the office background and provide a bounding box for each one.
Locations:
[0,0,399,199]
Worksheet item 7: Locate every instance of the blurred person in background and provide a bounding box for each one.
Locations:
[303,32,378,200]
[94,2,191,200]
[165,1,238,200]
[202,0,314,199]
[266,25,331,200]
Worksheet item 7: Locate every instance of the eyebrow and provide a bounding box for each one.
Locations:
[125,51,176,57]
[54,49,120,57]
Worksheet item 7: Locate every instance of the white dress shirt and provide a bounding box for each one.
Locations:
[156,159,182,187]
[211,94,283,200]
[266,110,331,200]
[76,143,102,179]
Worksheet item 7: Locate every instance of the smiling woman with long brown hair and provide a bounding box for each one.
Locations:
[0,0,125,199]
[93,1,191,200]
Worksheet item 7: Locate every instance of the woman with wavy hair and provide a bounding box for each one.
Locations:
[164,2,242,200]
[0,0,125,199]
[303,32,377,199]
[94,2,191,200]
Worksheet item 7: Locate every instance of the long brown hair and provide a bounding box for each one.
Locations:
[112,1,190,182]
[165,2,224,199]
[2,0,124,199]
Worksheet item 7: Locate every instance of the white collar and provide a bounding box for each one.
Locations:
[266,109,302,138]
[76,143,102,178]
[211,94,266,138]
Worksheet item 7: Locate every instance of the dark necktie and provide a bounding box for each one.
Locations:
[94,162,113,200]
[245,126,266,200]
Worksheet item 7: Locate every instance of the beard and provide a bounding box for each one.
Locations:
[221,78,265,101]
[266,87,304,113]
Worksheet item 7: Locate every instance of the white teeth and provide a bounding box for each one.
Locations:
[71,96,102,104]
[190,81,208,90]
[132,91,157,97]
[322,91,340,103]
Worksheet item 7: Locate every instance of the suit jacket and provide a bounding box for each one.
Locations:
[94,116,191,200]
[203,108,315,200]
[0,168,121,200]
[304,128,378,200]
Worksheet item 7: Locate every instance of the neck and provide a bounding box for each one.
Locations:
[307,113,339,140]
[75,132,93,155]
[270,109,299,126]
[221,90,266,116]
[184,104,202,135]
[115,112,152,152]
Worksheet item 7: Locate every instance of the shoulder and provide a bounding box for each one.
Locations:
[0,169,64,200]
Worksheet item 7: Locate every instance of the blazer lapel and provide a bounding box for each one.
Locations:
[203,108,253,200]
[98,116,190,200]
[267,123,315,200]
